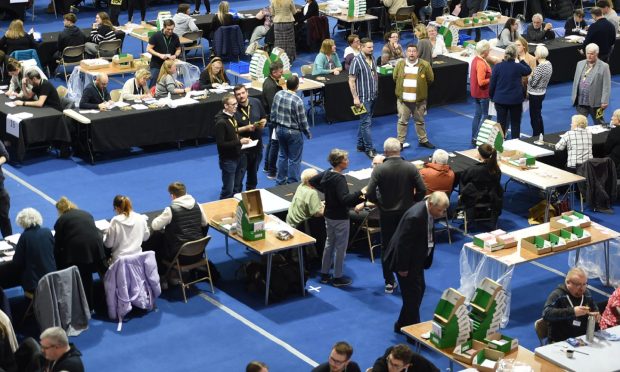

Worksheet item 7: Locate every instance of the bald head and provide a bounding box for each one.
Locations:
[95,73,109,90]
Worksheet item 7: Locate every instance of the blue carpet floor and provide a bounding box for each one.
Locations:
[2,2,619,371]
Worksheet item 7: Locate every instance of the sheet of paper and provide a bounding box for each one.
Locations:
[113,101,130,108]
[79,110,99,114]
[4,234,20,245]
[95,219,111,231]
[0,241,13,251]
[13,112,33,119]
[4,102,16,108]
[132,104,148,110]
[346,167,372,180]
[241,139,258,149]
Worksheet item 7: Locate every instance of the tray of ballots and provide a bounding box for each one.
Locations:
[470,278,508,342]
[80,59,111,71]
[499,150,536,170]
[430,288,471,348]
[453,16,497,28]
[549,210,591,229]
[473,229,517,252]
[520,227,591,255]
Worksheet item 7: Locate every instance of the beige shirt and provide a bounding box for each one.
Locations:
[270,0,296,23]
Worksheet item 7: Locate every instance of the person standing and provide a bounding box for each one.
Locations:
[366,138,427,294]
[470,40,492,144]
[571,43,611,125]
[146,19,181,88]
[393,43,435,150]
[215,94,251,199]
[271,76,311,185]
[127,0,148,23]
[527,45,552,137]
[583,7,616,62]
[349,38,379,158]
[271,0,297,61]
[598,0,619,33]
[262,61,284,179]
[234,85,267,191]
[0,141,11,238]
[385,191,449,329]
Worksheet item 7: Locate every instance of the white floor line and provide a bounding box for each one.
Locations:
[301,161,324,171]
[4,168,56,205]
[443,106,475,119]
[198,292,319,367]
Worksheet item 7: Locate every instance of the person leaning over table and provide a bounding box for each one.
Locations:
[343,34,360,71]
[371,344,439,372]
[80,72,114,110]
[312,39,342,75]
[524,13,556,42]
[527,45,552,137]
[197,57,230,90]
[604,109,620,175]
[419,149,455,195]
[0,19,38,65]
[572,43,611,125]
[427,24,448,58]
[311,341,361,372]
[496,17,519,48]
[104,195,150,264]
[555,114,593,172]
[5,58,47,99]
[600,285,620,330]
[147,19,181,88]
[543,267,600,343]
[13,208,56,295]
[564,8,588,37]
[14,70,63,112]
[0,142,11,238]
[381,31,403,65]
[85,12,117,59]
[121,68,152,101]
[156,60,190,98]
[470,40,492,144]
[598,0,619,33]
[413,24,433,65]
[285,168,324,229]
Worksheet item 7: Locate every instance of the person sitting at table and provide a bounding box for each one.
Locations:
[427,25,448,58]
[371,344,439,372]
[524,13,556,42]
[286,168,324,229]
[13,208,56,295]
[555,114,593,172]
[51,13,87,74]
[85,12,117,59]
[600,285,620,330]
[14,70,63,111]
[5,58,47,99]
[413,24,433,64]
[564,9,588,37]
[209,1,235,41]
[147,19,181,88]
[343,34,360,71]
[0,20,38,65]
[543,267,600,343]
[496,18,519,48]
[604,109,620,175]
[312,39,342,75]
[54,196,106,309]
[155,60,190,98]
[197,57,230,90]
[311,341,361,372]
[380,31,403,65]
[459,143,503,229]
[80,73,114,111]
[420,149,455,195]
[382,0,406,17]
[104,195,150,264]
[151,182,209,265]
[121,69,152,101]
[246,7,272,55]
[172,4,199,38]
[295,0,319,24]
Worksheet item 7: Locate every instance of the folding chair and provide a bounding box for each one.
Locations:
[57,44,85,82]
[181,30,206,67]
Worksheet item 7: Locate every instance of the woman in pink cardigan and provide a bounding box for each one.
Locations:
[470,40,492,145]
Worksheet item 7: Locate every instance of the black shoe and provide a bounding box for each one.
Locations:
[319,273,331,284]
[332,276,352,287]
[419,141,436,149]
[366,149,377,159]
[191,9,200,15]
[356,146,365,152]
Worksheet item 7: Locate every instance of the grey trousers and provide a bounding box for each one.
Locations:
[321,217,350,278]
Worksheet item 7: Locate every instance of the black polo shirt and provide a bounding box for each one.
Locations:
[32,80,62,111]
[148,31,181,69]
[234,96,267,153]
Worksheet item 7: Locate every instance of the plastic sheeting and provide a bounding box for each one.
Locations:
[568,237,620,288]
[459,245,515,327]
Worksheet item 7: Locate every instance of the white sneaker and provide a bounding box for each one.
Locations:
[385,281,398,294]
[401,142,410,150]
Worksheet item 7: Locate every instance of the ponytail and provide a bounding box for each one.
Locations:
[113,195,133,217]
[478,144,500,175]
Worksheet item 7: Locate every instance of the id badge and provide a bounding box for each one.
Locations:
[572,320,581,327]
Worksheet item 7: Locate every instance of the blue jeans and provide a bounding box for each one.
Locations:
[357,99,375,152]
[276,126,304,185]
[149,67,160,88]
[219,157,246,199]
[472,98,490,141]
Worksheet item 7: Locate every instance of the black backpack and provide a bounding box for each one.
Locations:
[243,254,308,302]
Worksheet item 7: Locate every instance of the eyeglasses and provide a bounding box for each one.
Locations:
[569,280,587,288]
[387,355,407,371]
[329,356,347,365]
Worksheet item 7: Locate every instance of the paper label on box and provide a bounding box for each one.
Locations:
[253,220,264,232]
[6,114,20,138]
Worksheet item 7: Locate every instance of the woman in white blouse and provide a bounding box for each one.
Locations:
[121,69,152,101]
[104,195,150,264]
[427,24,448,57]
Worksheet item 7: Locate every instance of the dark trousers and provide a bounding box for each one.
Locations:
[194,0,210,12]
[379,210,405,285]
[430,7,444,20]
[110,4,121,26]
[529,94,545,137]
[128,0,147,22]
[219,157,246,199]
[467,28,481,41]
[0,187,11,238]
[77,263,97,309]
[576,105,605,126]
[264,126,278,176]
[396,268,425,327]
[244,150,263,190]
[495,102,522,139]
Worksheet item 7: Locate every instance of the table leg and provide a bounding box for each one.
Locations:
[449,360,454,372]
[367,20,372,38]
[310,94,315,127]
[544,189,552,222]
[575,247,581,265]
[298,246,306,297]
[510,3,514,17]
[224,235,231,259]
[605,240,610,286]
[265,253,273,305]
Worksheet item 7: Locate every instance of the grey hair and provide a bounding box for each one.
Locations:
[532,13,543,21]
[15,208,42,229]
[427,191,450,208]
[612,109,620,124]
[383,137,401,153]
[534,45,549,59]
[431,149,449,165]
[301,168,318,185]
[504,44,518,61]
[25,69,41,80]
[40,327,69,347]
[585,43,599,54]
[566,267,587,281]
[475,40,490,56]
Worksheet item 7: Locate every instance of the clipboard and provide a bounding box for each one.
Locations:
[351,104,367,116]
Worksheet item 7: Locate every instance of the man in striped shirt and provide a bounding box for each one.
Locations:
[393,43,435,150]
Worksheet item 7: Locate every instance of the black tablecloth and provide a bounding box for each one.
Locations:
[521,130,609,169]
[192,11,263,41]
[528,38,582,84]
[0,260,20,290]
[0,0,26,21]
[319,55,468,123]
[0,96,69,162]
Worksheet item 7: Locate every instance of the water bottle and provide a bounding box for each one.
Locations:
[586,313,596,343]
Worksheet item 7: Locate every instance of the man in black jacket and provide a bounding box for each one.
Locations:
[371,344,438,372]
[583,7,617,62]
[40,327,84,372]
[215,94,251,199]
[79,73,113,110]
[385,191,449,330]
[51,13,87,74]
[0,142,11,238]
[543,267,600,343]
[262,61,283,179]
[365,137,426,294]
[564,9,588,37]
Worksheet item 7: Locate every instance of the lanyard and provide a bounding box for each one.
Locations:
[582,64,593,82]
[134,80,143,95]
[227,117,237,129]
[163,35,172,54]
[239,104,251,121]
[95,86,106,101]
[566,294,584,308]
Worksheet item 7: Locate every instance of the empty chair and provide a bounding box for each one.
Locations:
[97,39,122,60]
[391,6,417,32]
[181,30,206,67]
[56,44,85,82]
[10,49,43,71]
[534,318,549,345]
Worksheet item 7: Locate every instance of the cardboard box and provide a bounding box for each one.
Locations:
[112,53,134,69]
[484,333,518,354]
[377,65,393,75]
[473,348,505,372]
[559,227,591,245]
[549,210,591,229]
[520,235,552,255]
[453,340,486,364]
[79,59,110,70]
[235,190,265,241]
[500,150,535,168]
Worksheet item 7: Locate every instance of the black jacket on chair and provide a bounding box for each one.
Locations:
[459,162,503,211]
[577,157,617,211]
